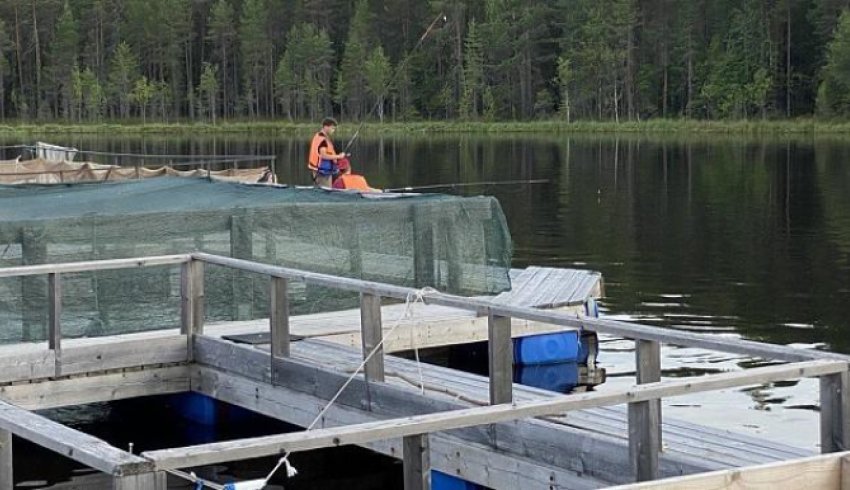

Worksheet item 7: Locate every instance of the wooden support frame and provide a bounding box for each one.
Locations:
[821,370,850,453]
[488,314,513,405]
[360,293,385,383]
[142,359,847,470]
[48,272,61,377]
[113,472,167,490]
[403,434,431,490]
[270,276,291,359]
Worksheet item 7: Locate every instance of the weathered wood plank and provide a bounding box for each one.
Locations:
[0,428,11,490]
[270,276,290,358]
[629,399,660,481]
[636,339,662,450]
[0,254,191,278]
[48,272,61,353]
[607,451,850,490]
[113,472,167,490]
[57,335,188,376]
[821,371,850,453]
[360,293,385,383]
[0,399,153,475]
[189,366,608,490]
[403,434,431,490]
[488,314,512,405]
[0,366,190,410]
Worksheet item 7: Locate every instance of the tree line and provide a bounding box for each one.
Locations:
[3,0,850,123]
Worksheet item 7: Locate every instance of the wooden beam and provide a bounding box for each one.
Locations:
[635,339,662,457]
[403,434,431,490]
[270,276,290,358]
[821,371,850,453]
[181,260,204,361]
[0,429,11,490]
[191,253,850,363]
[488,314,512,405]
[48,272,61,377]
[0,399,153,475]
[113,472,167,490]
[360,293,384,383]
[0,254,191,278]
[144,359,846,470]
[0,366,190,410]
[607,451,850,490]
[629,399,659,481]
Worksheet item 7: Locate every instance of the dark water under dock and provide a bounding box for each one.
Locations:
[3,132,849,487]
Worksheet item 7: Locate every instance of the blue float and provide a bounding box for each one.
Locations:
[172,392,218,426]
[513,330,581,365]
[515,362,579,393]
[432,470,479,490]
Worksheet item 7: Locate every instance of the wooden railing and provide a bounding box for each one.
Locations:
[0,253,847,489]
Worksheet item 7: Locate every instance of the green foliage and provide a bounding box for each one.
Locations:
[0,0,848,123]
[197,62,219,122]
[817,9,850,116]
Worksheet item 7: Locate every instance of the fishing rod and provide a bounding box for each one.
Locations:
[342,11,447,154]
[385,179,549,193]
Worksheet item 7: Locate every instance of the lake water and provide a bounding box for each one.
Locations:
[3,132,849,486]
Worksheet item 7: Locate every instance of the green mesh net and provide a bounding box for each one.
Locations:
[0,177,512,343]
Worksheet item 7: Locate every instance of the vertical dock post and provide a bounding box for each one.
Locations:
[181,260,205,361]
[412,207,435,288]
[488,313,513,405]
[0,429,11,490]
[113,472,167,490]
[403,434,431,490]
[630,339,661,481]
[48,272,62,377]
[820,370,850,452]
[270,276,290,359]
[360,293,385,383]
[21,226,47,342]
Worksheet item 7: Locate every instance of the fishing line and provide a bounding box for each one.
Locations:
[384,179,549,193]
[342,11,447,154]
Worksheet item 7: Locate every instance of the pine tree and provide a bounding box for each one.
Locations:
[239,0,272,117]
[197,62,219,123]
[208,0,236,117]
[48,1,78,119]
[336,0,372,119]
[107,42,138,119]
[817,9,850,116]
[364,46,390,121]
[459,19,484,120]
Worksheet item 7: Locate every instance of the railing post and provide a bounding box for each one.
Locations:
[113,472,167,490]
[403,433,431,490]
[488,313,513,405]
[181,260,205,361]
[270,276,290,359]
[48,272,61,377]
[0,428,11,490]
[820,370,850,453]
[630,339,661,481]
[636,339,662,447]
[360,293,384,383]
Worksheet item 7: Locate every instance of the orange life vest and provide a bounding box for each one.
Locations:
[333,174,372,191]
[308,131,336,170]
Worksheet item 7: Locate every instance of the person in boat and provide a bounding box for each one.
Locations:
[307,117,348,187]
[332,157,378,191]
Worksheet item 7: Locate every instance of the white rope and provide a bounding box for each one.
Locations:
[168,286,437,489]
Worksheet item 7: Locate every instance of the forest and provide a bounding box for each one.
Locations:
[2,0,850,124]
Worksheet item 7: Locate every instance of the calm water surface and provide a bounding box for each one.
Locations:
[4,132,850,485]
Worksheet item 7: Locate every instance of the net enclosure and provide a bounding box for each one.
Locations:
[0,177,513,343]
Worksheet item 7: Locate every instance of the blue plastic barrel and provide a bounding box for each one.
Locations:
[515,362,579,393]
[513,330,581,365]
[432,471,479,490]
[172,392,218,426]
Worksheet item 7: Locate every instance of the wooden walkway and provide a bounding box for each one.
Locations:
[0,253,846,490]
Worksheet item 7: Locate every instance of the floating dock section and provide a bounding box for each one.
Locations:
[0,253,846,489]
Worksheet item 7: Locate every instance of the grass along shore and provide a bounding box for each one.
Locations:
[2,118,850,135]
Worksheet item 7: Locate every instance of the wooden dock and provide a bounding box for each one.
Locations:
[0,253,847,490]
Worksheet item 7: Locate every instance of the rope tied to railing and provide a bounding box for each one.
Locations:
[166,286,437,489]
